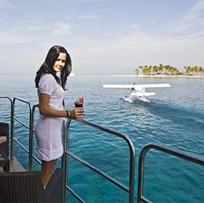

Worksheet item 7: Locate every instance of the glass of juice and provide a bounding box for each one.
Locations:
[74,97,84,108]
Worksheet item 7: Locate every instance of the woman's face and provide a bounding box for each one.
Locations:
[53,52,67,72]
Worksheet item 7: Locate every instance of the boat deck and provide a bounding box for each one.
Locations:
[0,157,25,172]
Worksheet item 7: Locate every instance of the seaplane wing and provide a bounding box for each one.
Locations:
[103,84,137,89]
[103,83,171,103]
[103,84,171,89]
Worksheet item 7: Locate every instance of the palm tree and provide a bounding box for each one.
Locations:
[139,66,143,75]
[164,65,170,75]
[134,68,139,75]
[158,64,164,74]
[198,66,204,75]
[152,66,158,74]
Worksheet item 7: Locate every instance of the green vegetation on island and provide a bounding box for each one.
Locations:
[134,64,204,76]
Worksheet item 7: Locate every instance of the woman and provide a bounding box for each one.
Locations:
[35,45,84,188]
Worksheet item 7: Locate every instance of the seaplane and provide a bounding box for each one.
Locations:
[103,83,171,103]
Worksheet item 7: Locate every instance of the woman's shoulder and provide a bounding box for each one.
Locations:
[39,73,56,86]
[38,74,57,93]
[40,73,56,82]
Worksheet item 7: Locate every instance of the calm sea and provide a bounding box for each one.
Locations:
[0,73,204,203]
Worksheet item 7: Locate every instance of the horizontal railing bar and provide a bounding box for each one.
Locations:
[31,154,41,165]
[67,151,129,192]
[66,185,85,203]
[14,133,41,167]
[13,138,29,154]
[138,143,204,203]
[140,197,153,203]
[13,117,30,130]
[0,96,13,101]
[75,118,134,147]
[141,143,204,166]
[13,132,41,167]
[13,97,32,106]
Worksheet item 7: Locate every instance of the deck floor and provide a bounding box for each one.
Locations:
[0,157,25,172]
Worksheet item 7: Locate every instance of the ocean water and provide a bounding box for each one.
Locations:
[0,73,204,203]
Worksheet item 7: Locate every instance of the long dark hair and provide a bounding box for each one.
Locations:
[35,45,72,90]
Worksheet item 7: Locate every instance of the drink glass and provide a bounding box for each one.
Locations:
[74,101,83,108]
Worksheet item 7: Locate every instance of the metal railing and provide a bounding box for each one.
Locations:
[63,118,135,203]
[0,97,136,203]
[12,98,35,171]
[0,97,39,171]
[137,143,204,203]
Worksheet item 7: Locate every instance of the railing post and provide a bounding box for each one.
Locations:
[61,120,66,203]
[62,119,71,203]
[128,141,136,203]
[28,104,36,171]
[12,98,34,171]
[137,148,146,203]
[10,98,15,160]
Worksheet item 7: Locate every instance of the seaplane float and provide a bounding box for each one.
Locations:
[103,83,171,103]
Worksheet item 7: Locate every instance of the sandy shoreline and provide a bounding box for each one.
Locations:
[136,74,204,78]
[104,74,204,78]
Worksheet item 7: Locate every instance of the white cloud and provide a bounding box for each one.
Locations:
[129,24,140,30]
[22,17,44,31]
[51,22,72,37]
[71,27,204,74]
[78,14,99,20]
[0,33,25,44]
[175,0,204,32]
[190,0,204,14]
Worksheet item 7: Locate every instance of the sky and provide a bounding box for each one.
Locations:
[0,0,204,75]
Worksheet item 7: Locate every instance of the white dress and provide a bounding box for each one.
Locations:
[35,74,64,161]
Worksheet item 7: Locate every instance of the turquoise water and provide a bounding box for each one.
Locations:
[0,73,204,202]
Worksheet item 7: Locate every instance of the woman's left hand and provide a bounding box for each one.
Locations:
[71,107,84,118]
